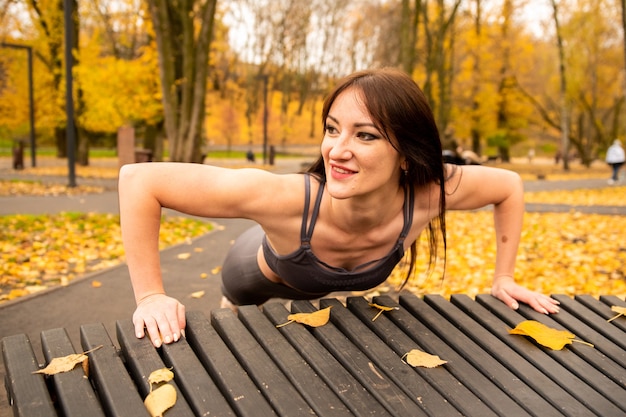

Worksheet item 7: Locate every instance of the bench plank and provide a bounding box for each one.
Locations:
[512,300,626,388]
[398,293,565,417]
[1,333,56,417]
[115,320,195,417]
[350,295,529,417]
[422,294,595,417]
[40,328,106,417]
[237,305,353,417]
[79,323,150,417]
[291,300,428,417]
[263,302,391,417]
[454,294,626,415]
[211,308,316,416]
[160,334,235,416]
[554,294,626,349]
[320,298,479,417]
[184,310,277,417]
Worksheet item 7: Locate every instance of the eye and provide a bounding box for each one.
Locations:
[324,124,339,135]
[357,131,380,141]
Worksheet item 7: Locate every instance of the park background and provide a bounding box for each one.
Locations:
[1,0,626,303]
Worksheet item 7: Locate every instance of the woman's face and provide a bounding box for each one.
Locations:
[321,88,404,200]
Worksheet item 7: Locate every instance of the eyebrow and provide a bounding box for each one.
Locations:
[326,114,378,129]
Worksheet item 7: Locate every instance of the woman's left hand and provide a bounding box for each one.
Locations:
[491,276,560,314]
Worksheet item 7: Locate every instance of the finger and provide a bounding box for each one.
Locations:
[177,303,186,339]
[133,315,146,339]
[144,318,164,348]
[495,290,519,310]
[162,309,180,344]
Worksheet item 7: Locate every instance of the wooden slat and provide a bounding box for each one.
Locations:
[320,297,479,417]
[290,300,428,417]
[263,302,391,417]
[1,333,56,417]
[237,305,353,417]
[160,333,235,416]
[79,323,150,417]
[554,295,626,349]
[210,308,316,416]
[510,300,626,388]
[40,328,106,417]
[115,320,195,417]
[398,293,565,417]
[423,294,596,417]
[599,295,626,333]
[355,295,532,417]
[547,297,626,369]
[184,310,277,417]
[455,294,626,415]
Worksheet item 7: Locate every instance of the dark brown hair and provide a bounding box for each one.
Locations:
[307,67,447,287]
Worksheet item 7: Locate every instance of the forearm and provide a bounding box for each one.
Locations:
[119,165,166,304]
[492,178,524,283]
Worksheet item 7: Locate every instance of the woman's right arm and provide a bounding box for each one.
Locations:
[119,162,300,347]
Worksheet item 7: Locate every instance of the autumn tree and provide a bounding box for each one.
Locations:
[146,0,218,162]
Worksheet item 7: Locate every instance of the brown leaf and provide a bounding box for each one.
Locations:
[608,306,626,323]
[402,349,447,368]
[509,320,593,350]
[144,384,177,417]
[32,345,103,375]
[276,306,332,328]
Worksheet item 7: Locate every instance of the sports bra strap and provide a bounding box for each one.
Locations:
[301,174,325,245]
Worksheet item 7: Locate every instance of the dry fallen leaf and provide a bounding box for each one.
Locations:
[608,306,626,323]
[148,368,174,389]
[177,253,191,260]
[509,320,594,350]
[190,290,205,299]
[276,306,332,328]
[369,302,399,321]
[211,266,222,275]
[32,345,103,375]
[402,349,447,368]
[144,384,177,417]
[91,280,102,288]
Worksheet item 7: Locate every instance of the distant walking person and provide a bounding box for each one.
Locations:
[605,139,625,184]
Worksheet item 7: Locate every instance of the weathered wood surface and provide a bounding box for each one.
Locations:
[2,294,625,417]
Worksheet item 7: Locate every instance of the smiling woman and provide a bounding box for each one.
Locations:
[119,68,559,349]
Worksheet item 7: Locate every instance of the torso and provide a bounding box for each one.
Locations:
[258,174,438,286]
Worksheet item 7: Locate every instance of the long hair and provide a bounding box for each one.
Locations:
[307,68,447,287]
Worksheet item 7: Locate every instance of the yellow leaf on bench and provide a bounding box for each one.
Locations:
[148,368,174,389]
[32,345,102,375]
[608,306,626,323]
[276,306,332,328]
[402,349,447,368]
[144,384,176,417]
[368,302,399,321]
[509,320,593,350]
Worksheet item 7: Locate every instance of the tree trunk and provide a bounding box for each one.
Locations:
[147,0,217,163]
[551,0,570,171]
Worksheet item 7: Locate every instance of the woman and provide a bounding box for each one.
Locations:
[119,68,559,348]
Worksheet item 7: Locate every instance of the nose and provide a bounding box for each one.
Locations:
[327,132,353,161]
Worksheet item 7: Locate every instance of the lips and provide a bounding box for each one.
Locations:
[330,164,356,179]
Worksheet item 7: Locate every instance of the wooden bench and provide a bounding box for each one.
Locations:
[2,293,625,416]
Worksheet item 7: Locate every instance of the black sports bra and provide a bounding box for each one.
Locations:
[262,174,414,294]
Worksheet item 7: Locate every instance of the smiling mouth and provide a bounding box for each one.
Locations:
[332,165,356,175]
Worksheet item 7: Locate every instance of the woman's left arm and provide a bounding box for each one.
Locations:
[445,165,560,314]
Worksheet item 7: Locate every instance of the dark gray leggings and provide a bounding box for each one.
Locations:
[220,225,328,305]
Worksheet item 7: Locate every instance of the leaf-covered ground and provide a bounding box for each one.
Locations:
[1,161,625,302]
[0,212,212,302]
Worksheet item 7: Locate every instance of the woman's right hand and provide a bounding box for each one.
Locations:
[132,293,186,348]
